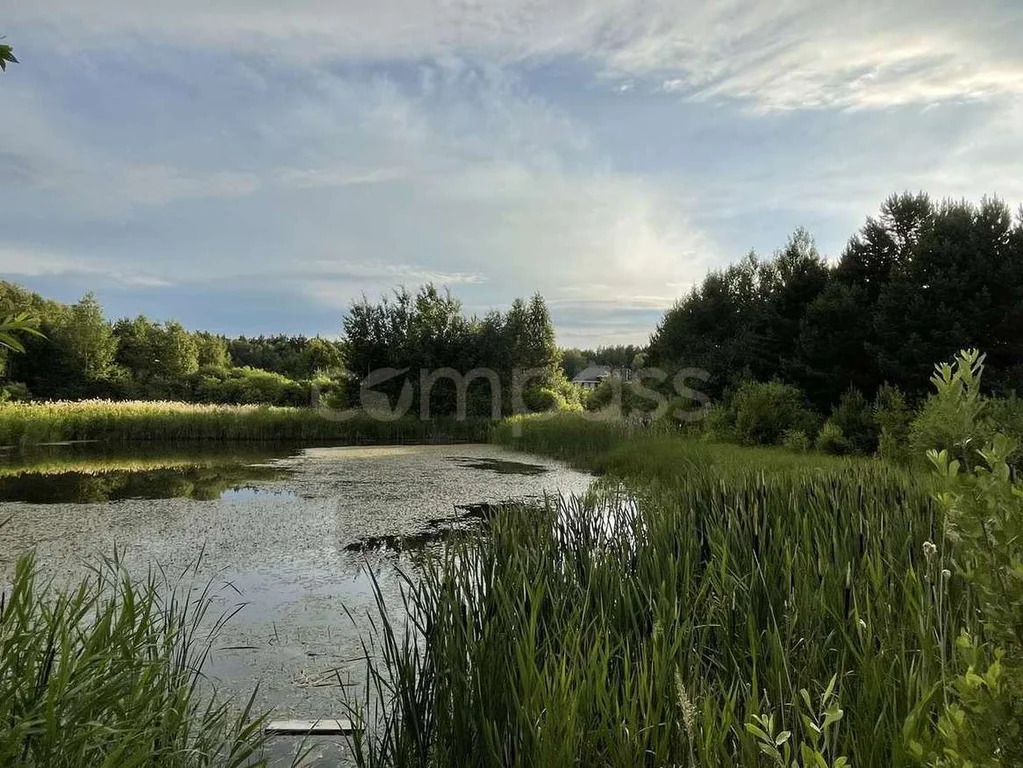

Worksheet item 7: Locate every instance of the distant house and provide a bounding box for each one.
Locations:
[572,365,613,390]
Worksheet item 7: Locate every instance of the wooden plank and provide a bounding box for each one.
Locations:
[264,719,356,736]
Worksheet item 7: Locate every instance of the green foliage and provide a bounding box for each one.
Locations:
[0,552,267,766]
[0,313,44,353]
[50,294,118,382]
[227,334,342,380]
[874,384,912,463]
[904,353,1023,765]
[0,381,31,403]
[195,331,231,368]
[729,380,818,446]
[584,375,660,418]
[350,416,943,766]
[650,230,830,402]
[342,284,564,417]
[815,420,850,455]
[829,387,877,454]
[0,38,16,71]
[782,428,811,452]
[746,676,849,768]
[651,194,1023,409]
[1,282,347,405]
[0,399,491,445]
[193,366,307,406]
[909,349,993,467]
[559,344,643,379]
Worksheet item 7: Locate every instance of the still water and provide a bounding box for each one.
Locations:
[0,441,593,765]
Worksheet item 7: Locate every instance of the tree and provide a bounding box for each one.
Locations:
[195,332,231,369]
[303,337,343,375]
[51,294,117,382]
[113,316,160,378]
[152,321,199,379]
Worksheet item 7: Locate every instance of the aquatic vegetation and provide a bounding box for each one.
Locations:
[344,428,956,767]
[0,552,268,767]
[0,399,491,446]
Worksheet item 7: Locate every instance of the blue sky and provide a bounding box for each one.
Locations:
[3,1,1022,347]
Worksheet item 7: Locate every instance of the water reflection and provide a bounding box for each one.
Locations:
[0,442,296,504]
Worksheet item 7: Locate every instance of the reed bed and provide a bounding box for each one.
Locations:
[343,415,957,766]
[0,400,491,446]
[0,552,268,767]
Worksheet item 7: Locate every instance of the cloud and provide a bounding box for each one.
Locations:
[2,57,717,346]
[0,245,175,288]
[5,0,1022,347]
[276,167,408,189]
[9,0,1023,111]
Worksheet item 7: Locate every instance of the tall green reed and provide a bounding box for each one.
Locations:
[0,400,491,445]
[343,450,966,767]
[0,551,268,767]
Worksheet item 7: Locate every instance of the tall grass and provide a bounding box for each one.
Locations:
[0,552,268,767]
[0,400,491,445]
[342,415,963,766]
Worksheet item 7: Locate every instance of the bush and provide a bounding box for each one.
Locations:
[815,421,850,454]
[0,381,31,402]
[729,380,818,446]
[701,402,737,442]
[192,366,309,406]
[988,393,1023,449]
[523,386,566,413]
[782,429,811,452]
[908,349,992,467]
[873,384,912,464]
[905,351,1023,764]
[586,377,663,419]
[829,387,877,454]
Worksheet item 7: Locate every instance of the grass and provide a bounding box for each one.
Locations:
[492,413,884,479]
[342,414,961,767]
[0,551,269,767]
[0,400,491,446]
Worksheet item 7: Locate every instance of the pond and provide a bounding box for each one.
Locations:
[0,441,593,766]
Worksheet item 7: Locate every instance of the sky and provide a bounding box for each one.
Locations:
[2,1,1022,348]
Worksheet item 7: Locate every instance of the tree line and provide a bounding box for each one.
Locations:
[0,282,345,405]
[0,281,572,415]
[648,193,1023,408]
[341,284,574,415]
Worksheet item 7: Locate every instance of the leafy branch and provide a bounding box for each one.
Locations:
[0,37,17,71]
[0,313,44,353]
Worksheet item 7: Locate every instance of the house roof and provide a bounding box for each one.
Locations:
[572,364,612,383]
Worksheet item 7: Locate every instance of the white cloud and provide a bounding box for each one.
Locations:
[5,0,1022,346]
[9,0,1023,111]
[3,246,175,288]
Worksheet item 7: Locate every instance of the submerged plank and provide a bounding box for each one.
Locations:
[264,719,356,735]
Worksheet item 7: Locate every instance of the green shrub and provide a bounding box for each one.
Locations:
[815,420,850,454]
[829,387,877,454]
[905,350,1023,765]
[782,428,811,452]
[988,393,1023,449]
[908,349,992,467]
[0,381,31,402]
[730,380,818,446]
[192,366,309,406]
[702,402,737,442]
[874,384,912,464]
